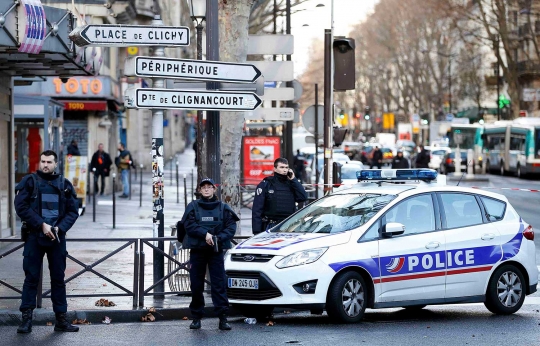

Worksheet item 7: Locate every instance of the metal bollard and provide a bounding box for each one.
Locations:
[139,164,143,207]
[139,249,145,307]
[92,168,97,222]
[170,156,173,183]
[129,161,132,200]
[191,168,194,202]
[183,174,187,207]
[112,173,116,229]
[176,161,180,204]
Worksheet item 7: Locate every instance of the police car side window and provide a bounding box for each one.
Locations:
[440,193,483,228]
[384,194,435,235]
[359,221,380,242]
[480,197,506,222]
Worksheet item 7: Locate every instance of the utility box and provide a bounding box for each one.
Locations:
[333,37,356,91]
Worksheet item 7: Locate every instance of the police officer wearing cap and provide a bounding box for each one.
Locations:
[14,150,80,334]
[252,158,307,235]
[180,178,239,330]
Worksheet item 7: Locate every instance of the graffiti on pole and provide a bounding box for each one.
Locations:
[151,137,164,235]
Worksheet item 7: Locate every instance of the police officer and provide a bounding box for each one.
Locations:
[252,158,307,235]
[14,150,80,334]
[181,178,239,330]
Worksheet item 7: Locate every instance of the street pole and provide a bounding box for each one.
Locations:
[323,29,333,196]
[196,22,205,184]
[151,15,165,298]
[448,58,452,114]
[285,0,294,165]
[314,83,319,200]
[205,0,220,191]
[496,35,501,121]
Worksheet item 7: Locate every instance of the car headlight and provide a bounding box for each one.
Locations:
[275,248,328,269]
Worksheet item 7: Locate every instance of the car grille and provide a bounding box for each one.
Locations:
[231,253,275,263]
[226,271,282,301]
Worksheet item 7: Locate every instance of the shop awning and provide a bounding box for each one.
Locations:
[0,1,95,77]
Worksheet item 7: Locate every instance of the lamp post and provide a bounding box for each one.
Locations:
[187,0,206,184]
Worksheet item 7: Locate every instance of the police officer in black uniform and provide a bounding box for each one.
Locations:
[252,158,307,235]
[181,178,239,330]
[14,150,80,334]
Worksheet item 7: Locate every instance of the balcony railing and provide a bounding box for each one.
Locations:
[517,60,540,77]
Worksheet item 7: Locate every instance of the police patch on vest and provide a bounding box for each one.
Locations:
[269,190,274,193]
[256,188,262,195]
[201,217,214,221]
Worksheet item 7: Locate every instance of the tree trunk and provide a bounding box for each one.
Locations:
[218,0,254,220]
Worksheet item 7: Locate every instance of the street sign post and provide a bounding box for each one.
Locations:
[125,56,261,83]
[124,88,262,111]
[69,24,190,47]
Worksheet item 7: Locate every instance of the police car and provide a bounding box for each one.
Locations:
[225,169,537,323]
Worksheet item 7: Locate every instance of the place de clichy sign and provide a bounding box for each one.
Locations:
[125,56,262,83]
[124,88,263,111]
[69,24,190,47]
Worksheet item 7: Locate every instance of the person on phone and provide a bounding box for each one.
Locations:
[180,178,239,331]
[252,158,307,235]
[14,150,80,334]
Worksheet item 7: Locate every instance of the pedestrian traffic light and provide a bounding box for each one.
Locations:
[333,37,356,91]
[339,110,345,119]
[364,106,370,120]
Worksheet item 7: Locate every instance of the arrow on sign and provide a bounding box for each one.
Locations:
[124,88,262,111]
[125,57,262,83]
[69,24,190,47]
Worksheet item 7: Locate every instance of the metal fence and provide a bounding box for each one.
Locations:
[0,235,251,308]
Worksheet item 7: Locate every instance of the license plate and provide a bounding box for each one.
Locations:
[228,277,259,290]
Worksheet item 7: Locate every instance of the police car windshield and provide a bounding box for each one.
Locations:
[274,194,396,234]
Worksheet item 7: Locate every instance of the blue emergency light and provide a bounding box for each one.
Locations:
[356,169,438,182]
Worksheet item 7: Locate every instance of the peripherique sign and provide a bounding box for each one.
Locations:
[124,56,262,83]
[124,88,262,111]
[69,24,190,47]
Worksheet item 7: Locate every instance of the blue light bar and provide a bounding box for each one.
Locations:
[356,169,438,181]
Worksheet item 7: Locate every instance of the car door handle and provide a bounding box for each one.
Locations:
[425,241,440,249]
[481,233,495,240]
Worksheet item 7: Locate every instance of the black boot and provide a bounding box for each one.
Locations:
[218,317,231,331]
[190,319,201,329]
[54,313,79,332]
[17,309,33,334]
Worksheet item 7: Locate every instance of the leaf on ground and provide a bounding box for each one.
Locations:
[95,298,116,307]
[141,313,155,322]
[148,307,156,313]
[46,322,53,326]
[102,316,112,324]
[266,321,274,326]
[102,283,107,286]
[72,319,91,325]
[182,317,189,320]
[284,310,291,314]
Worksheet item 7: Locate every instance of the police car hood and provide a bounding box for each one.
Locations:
[232,231,351,255]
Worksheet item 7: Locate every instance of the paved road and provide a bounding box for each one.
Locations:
[2,303,540,346]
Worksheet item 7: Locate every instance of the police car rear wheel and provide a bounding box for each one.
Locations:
[484,265,525,315]
[326,272,367,323]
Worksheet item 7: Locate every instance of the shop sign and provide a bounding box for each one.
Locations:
[60,100,107,111]
[243,136,281,185]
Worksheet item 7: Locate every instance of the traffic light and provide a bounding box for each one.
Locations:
[364,106,370,120]
[333,37,356,91]
[339,110,345,119]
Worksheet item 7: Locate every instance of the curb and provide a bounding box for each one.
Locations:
[0,306,244,327]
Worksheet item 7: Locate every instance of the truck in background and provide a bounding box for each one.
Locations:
[375,133,396,148]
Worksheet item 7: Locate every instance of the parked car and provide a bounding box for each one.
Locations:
[440,150,475,174]
[428,147,451,170]
[341,142,363,160]
[380,147,394,166]
[317,161,364,197]
[308,152,350,185]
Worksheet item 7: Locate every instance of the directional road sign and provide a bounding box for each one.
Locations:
[69,24,190,47]
[124,56,261,83]
[245,108,294,121]
[124,88,262,111]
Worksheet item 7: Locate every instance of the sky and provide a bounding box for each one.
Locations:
[291,0,380,77]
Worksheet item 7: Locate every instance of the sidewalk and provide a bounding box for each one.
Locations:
[0,148,256,326]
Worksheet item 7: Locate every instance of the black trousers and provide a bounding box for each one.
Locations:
[94,173,106,194]
[20,233,67,313]
[189,248,229,319]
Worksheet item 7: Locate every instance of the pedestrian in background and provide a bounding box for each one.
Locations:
[67,140,80,156]
[391,151,410,169]
[14,150,80,334]
[415,145,431,168]
[116,143,131,198]
[180,178,239,331]
[90,143,112,195]
[293,150,306,183]
[252,158,307,235]
[370,146,383,169]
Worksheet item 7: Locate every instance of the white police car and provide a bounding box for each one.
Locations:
[225,169,537,323]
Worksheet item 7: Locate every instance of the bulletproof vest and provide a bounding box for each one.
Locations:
[265,177,296,220]
[31,175,63,227]
[194,200,223,233]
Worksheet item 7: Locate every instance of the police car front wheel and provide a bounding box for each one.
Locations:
[326,271,367,323]
[484,264,526,315]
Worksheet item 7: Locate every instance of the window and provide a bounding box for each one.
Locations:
[480,197,506,222]
[488,136,499,150]
[440,193,483,228]
[384,194,435,235]
[359,221,380,242]
[509,136,525,151]
[275,194,396,234]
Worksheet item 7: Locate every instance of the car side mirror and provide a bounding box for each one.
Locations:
[382,222,405,238]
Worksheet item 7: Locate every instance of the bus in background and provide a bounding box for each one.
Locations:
[483,118,540,178]
[448,123,484,170]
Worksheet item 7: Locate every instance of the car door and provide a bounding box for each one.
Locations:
[378,193,446,303]
[438,193,502,299]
